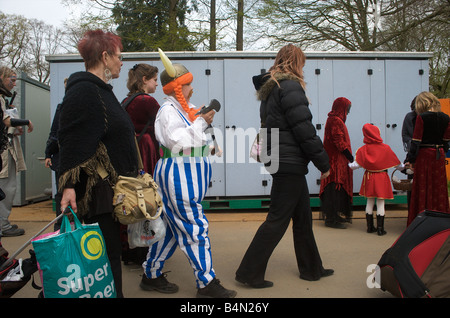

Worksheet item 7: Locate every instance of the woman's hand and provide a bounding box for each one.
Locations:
[27,120,34,133]
[45,158,52,168]
[405,162,414,173]
[320,170,330,180]
[60,188,77,213]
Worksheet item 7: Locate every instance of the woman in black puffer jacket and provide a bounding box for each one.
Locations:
[236,44,333,288]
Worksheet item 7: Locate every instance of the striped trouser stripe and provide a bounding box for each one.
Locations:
[143,156,215,288]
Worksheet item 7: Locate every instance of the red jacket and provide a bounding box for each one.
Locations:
[125,94,160,174]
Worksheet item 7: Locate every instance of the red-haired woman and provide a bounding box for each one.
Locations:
[58,30,139,297]
[235,44,333,288]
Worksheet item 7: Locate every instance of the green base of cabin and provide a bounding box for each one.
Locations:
[202,194,407,211]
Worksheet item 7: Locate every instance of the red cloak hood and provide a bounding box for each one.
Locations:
[355,123,400,171]
[327,97,351,123]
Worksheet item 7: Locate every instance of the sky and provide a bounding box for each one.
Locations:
[0,0,92,27]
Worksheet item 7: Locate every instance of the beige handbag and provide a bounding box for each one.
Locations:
[99,139,163,225]
[112,172,162,225]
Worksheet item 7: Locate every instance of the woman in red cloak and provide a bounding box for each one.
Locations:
[320,97,353,229]
[405,92,450,226]
[350,123,403,235]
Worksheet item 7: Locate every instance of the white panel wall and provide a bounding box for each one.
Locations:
[48,52,430,198]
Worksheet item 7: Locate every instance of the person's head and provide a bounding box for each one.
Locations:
[362,123,383,144]
[77,29,123,80]
[160,62,193,102]
[160,62,194,105]
[330,97,352,122]
[415,91,441,114]
[0,66,17,92]
[270,44,306,89]
[158,49,197,121]
[127,64,159,95]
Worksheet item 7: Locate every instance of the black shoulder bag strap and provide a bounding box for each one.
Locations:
[121,93,146,109]
[121,93,152,143]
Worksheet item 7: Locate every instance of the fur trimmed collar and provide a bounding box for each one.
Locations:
[257,73,301,101]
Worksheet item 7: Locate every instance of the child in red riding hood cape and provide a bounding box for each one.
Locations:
[349,123,404,235]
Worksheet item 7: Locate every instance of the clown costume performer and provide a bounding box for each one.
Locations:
[349,123,403,235]
[140,49,236,298]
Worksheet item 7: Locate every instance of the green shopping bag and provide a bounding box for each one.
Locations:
[32,208,116,298]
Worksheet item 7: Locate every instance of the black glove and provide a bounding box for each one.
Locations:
[342,149,353,162]
[10,118,30,127]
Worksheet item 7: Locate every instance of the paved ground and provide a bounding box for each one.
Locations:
[2,199,410,303]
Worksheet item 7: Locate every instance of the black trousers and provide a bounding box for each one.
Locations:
[236,172,326,283]
[84,179,123,297]
[85,213,123,298]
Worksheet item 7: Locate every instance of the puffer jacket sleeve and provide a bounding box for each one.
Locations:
[279,80,329,173]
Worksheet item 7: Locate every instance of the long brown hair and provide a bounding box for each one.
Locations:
[126,63,158,96]
[269,44,306,89]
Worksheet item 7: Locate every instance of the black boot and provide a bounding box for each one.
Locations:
[197,278,237,298]
[376,215,387,236]
[140,273,179,294]
[366,214,376,233]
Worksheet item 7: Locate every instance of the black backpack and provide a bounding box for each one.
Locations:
[377,210,450,298]
[121,93,150,143]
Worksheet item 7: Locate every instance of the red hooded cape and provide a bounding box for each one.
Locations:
[355,123,400,171]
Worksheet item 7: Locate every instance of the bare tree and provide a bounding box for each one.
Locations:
[0,13,31,69]
[185,0,262,50]
[186,0,235,50]
[0,12,70,84]
[257,0,449,51]
[378,0,450,97]
[210,0,217,50]
[256,0,450,97]
[236,0,244,50]
[28,20,68,83]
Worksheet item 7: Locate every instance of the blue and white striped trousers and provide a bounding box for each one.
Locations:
[143,156,215,288]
